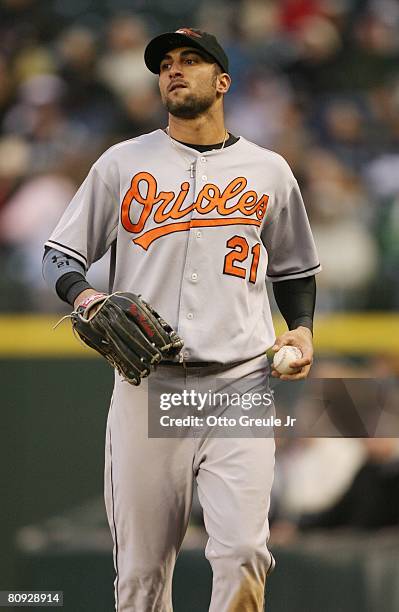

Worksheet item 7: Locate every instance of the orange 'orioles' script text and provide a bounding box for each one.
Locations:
[121,171,269,250]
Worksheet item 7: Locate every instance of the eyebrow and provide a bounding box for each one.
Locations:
[161,49,204,62]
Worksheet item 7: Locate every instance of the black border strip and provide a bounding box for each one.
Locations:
[109,422,120,610]
[267,263,320,278]
[45,240,87,264]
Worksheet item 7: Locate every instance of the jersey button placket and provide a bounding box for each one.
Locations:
[200,156,207,181]
[177,156,203,355]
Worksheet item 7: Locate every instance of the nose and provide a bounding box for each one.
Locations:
[169,62,184,79]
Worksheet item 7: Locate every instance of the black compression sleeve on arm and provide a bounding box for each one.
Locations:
[56,272,93,306]
[272,275,316,333]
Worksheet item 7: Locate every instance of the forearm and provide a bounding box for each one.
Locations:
[42,247,94,306]
[272,275,316,333]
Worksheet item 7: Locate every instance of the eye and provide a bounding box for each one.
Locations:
[160,62,171,71]
[184,58,196,65]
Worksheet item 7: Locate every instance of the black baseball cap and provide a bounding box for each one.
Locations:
[144,27,229,75]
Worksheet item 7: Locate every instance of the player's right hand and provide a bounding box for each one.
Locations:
[271,326,313,381]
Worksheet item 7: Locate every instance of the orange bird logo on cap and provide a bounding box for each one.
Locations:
[175,28,201,38]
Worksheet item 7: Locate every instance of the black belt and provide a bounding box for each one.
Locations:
[162,352,267,370]
[162,360,218,368]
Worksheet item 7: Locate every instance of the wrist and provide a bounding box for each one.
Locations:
[73,289,103,310]
[65,278,93,306]
[291,320,313,336]
[295,325,313,338]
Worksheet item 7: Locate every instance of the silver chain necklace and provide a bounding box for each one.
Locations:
[166,126,228,178]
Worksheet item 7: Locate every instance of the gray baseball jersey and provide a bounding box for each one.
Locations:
[46,129,320,363]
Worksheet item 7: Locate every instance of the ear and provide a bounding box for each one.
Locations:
[216,73,231,95]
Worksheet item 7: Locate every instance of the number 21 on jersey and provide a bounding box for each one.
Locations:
[223,236,261,284]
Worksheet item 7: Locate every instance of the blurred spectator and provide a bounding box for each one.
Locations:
[272,438,365,519]
[0,55,14,124]
[279,0,323,33]
[299,438,399,530]
[270,100,311,172]
[13,43,55,85]
[56,26,119,139]
[319,98,372,172]
[2,73,91,173]
[0,135,29,214]
[98,15,154,99]
[272,438,399,545]
[0,0,64,57]
[303,148,379,309]
[116,86,165,140]
[0,169,76,310]
[366,154,399,199]
[226,72,294,148]
[282,15,343,98]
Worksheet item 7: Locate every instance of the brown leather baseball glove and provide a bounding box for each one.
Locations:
[70,292,183,385]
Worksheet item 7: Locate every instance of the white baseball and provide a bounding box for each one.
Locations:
[273,346,302,374]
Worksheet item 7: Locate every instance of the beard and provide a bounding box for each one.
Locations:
[164,90,216,119]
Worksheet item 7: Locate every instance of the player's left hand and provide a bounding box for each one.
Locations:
[271,326,313,380]
[70,292,184,385]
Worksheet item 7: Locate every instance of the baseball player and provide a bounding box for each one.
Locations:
[43,28,320,612]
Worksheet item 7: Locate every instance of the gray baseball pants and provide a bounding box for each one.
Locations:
[104,355,275,611]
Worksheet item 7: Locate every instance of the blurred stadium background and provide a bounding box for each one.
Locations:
[0,0,398,610]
